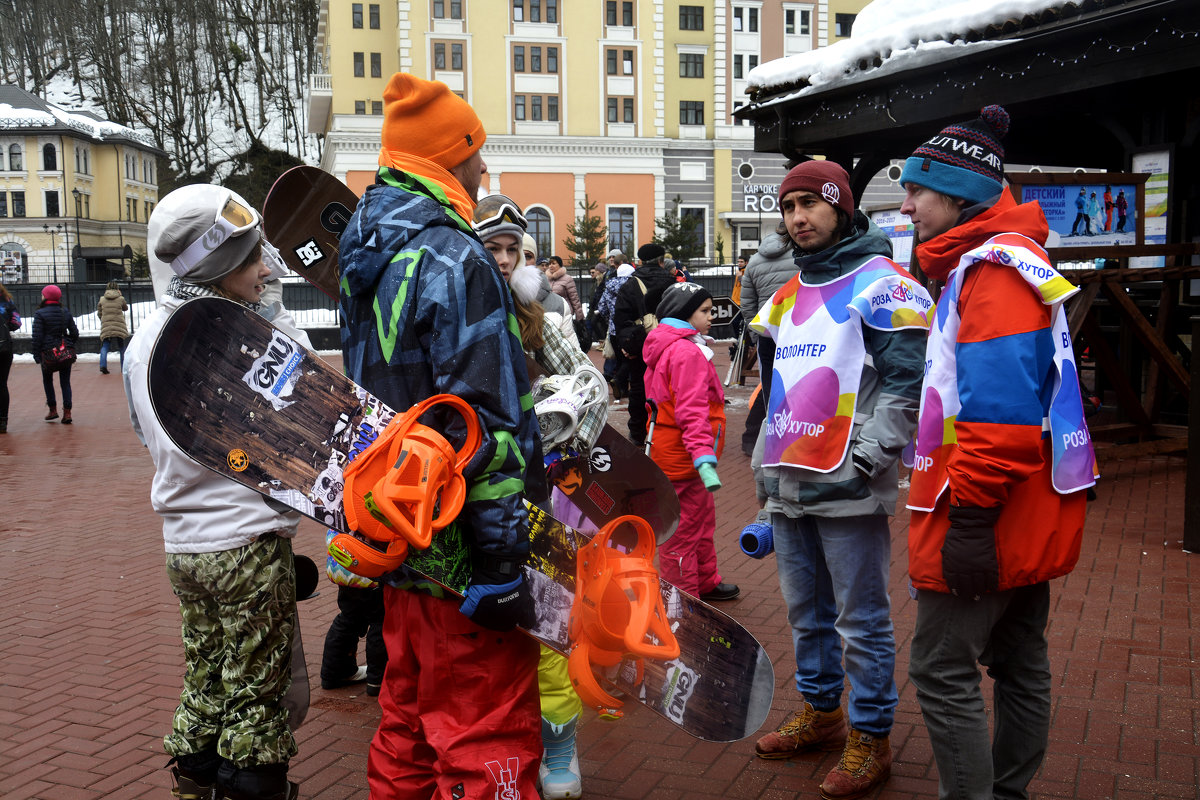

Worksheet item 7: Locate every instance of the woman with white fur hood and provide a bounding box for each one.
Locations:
[522,232,580,350]
[473,194,606,800]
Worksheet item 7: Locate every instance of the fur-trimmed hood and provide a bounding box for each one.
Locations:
[508,263,543,306]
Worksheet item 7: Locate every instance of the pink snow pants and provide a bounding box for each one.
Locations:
[657,475,722,597]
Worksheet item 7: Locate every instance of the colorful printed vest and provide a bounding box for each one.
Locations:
[751,256,933,472]
[906,235,1098,511]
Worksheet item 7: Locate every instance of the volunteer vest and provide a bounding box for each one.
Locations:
[907,235,1098,511]
[752,256,933,472]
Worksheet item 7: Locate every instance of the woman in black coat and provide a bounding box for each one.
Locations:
[31,284,78,423]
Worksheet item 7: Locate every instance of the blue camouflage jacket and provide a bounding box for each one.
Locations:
[339,167,537,567]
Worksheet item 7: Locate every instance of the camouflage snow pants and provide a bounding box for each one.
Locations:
[164,533,298,768]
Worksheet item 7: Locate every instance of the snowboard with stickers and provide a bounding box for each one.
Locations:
[146,296,774,742]
[262,165,681,541]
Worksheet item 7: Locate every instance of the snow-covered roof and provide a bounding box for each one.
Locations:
[746,0,1133,102]
[0,84,157,149]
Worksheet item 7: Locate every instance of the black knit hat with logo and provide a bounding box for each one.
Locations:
[899,105,1010,204]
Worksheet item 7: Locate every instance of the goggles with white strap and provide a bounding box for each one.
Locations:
[472,194,528,233]
[170,193,262,276]
[260,238,289,281]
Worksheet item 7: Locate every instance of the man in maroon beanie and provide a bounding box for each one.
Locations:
[749,160,931,800]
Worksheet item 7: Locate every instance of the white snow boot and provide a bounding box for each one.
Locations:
[539,714,582,799]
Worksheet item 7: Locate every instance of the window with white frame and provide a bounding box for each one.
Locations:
[732,6,758,32]
[526,206,553,258]
[785,6,811,35]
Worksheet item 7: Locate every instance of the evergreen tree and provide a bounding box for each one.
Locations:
[562,195,609,273]
[652,195,704,263]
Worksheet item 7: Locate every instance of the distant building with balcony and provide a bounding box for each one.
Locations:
[0,84,163,285]
[307,0,870,265]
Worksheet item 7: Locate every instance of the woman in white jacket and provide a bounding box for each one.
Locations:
[124,185,310,800]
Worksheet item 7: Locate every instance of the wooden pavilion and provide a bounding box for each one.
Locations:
[735,0,1200,543]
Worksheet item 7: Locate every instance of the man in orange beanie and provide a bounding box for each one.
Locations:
[338,73,543,800]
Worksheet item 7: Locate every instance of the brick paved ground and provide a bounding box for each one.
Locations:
[1,349,1196,799]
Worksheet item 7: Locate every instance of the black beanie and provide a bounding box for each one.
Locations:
[656,282,712,323]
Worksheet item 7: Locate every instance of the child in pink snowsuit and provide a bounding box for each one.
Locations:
[643,283,739,602]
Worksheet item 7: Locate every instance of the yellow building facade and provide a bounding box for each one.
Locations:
[0,85,161,285]
[309,0,868,265]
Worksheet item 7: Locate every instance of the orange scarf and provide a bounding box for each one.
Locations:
[379,149,476,226]
[915,192,1049,282]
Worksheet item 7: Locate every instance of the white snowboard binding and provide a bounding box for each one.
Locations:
[532,367,607,449]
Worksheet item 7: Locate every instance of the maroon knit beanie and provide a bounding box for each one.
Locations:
[777,160,854,218]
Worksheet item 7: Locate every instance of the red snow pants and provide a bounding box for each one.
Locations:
[657,475,722,597]
[367,586,541,799]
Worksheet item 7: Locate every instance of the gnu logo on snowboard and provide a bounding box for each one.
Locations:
[662,660,698,724]
[242,330,304,410]
[293,238,326,269]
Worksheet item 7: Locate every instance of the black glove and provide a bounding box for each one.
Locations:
[459,554,535,631]
[941,504,1002,599]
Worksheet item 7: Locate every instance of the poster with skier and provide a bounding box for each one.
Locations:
[1006,172,1147,250]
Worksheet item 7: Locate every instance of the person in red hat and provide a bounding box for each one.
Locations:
[337,73,542,800]
[31,284,78,423]
[749,159,932,799]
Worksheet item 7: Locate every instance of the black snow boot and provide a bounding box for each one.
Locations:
[216,761,297,800]
[167,751,220,800]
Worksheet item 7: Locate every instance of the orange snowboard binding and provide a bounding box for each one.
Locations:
[329,394,481,578]
[567,515,680,711]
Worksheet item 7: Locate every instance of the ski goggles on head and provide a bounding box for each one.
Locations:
[472,194,527,233]
[170,193,262,276]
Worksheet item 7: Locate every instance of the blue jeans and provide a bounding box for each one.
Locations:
[99,336,126,371]
[770,513,897,736]
[909,583,1051,800]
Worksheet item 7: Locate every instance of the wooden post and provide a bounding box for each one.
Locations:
[1184,316,1200,553]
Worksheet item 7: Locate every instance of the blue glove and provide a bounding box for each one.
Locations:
[697,462,722,492]
[460,559,535,631]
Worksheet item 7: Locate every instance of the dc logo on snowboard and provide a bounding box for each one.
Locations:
[294,238,326,268]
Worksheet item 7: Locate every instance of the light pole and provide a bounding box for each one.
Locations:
[71,188,82,278]
[42,222,61,285]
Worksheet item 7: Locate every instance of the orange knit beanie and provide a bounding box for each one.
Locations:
[380,73,486,171]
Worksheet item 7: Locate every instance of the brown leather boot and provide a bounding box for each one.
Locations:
[819,729,892,800]
[45,405,58,421]
[61,408,72,424]
[755,702,846,759]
